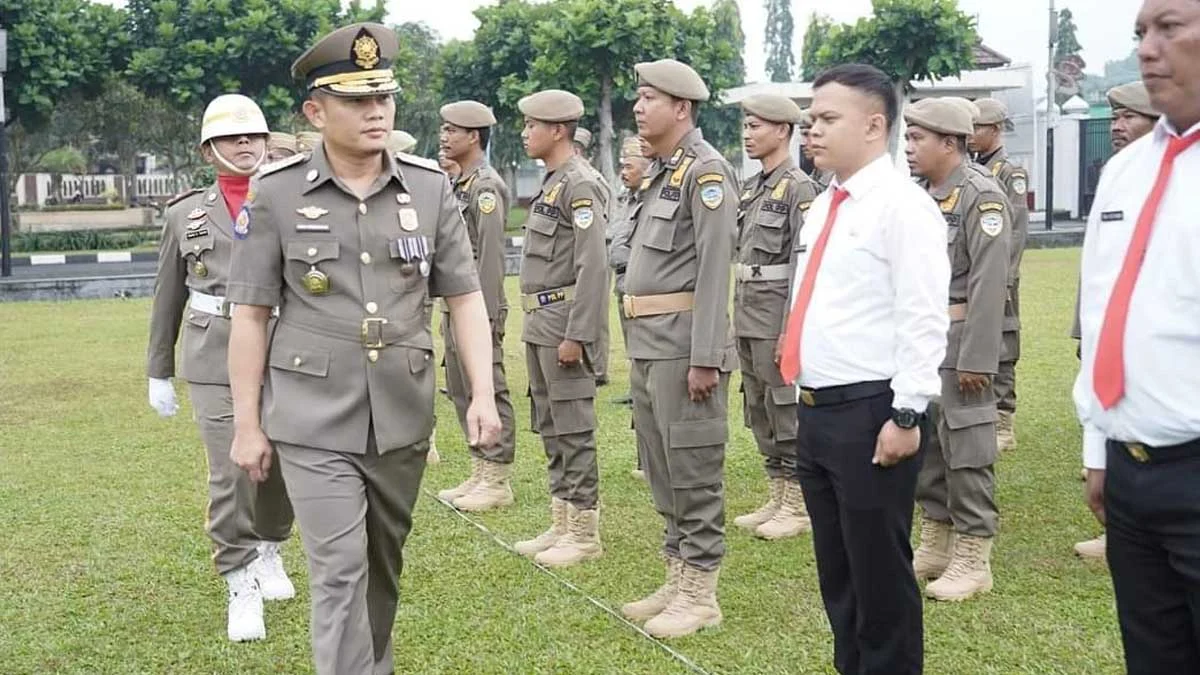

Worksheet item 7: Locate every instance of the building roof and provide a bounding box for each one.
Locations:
[973,41,1012,70]
[722,67,1028,106]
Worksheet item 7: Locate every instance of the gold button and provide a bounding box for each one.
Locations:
[292,356,303,367]
[188,313,195,320]
[360,252,372,264]
[367,349,379,363]
[193,244,200,251]
[307,247,318,257]
[358,203,367,215]
[366,301,378,313]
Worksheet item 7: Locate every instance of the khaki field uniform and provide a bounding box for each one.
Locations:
[147,184,293,575]
[227,143,480,674]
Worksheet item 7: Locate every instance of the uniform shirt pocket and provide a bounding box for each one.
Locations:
[269,345,331,378]
[643,200,680,253]
[524,215,558,261]
[750,212,788,255]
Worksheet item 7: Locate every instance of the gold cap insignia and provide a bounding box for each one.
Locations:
[352,30,381,69]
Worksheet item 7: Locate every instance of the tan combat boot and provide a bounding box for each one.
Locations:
[913,516,955,580]
[733,476,783,531]
[426,432,441,464]
[925,534,994,602]
[997,411,1017,452]
[437,456,480,502]
[1074,533,1106,560]
[621,556,684,622]
[535,504,603,567]
[755,480,811,540]
[514,498,568,557]
[453,460,515,512]
[644,565,723,639]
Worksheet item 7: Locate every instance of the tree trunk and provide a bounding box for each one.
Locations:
[122,147,138,206]
[598,75,617,190]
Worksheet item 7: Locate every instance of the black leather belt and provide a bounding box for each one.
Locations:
[1108,438,1200,465]
[799,380,891,407]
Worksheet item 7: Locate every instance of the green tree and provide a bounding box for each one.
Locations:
[0,0,129,130]
[799,13,834,81]
[126,0,385,128]
[764,0,796,83]
[391,22,443,157]
[529,0,745,185]
[1054,8,1083,63]
[683,0,746,162]
[804,0,977,152]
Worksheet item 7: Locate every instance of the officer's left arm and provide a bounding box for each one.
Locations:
[1004,167,1030,280]
[473,181,507,322]
[563,180,609,346]
[781,179,819,336]
[688,161,736,368]
[958,193,1011,375]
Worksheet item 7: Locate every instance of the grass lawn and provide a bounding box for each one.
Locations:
[0,247,1121,673]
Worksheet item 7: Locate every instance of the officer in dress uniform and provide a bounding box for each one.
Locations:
[267,132,299,162]
[970,98,1030,453]
[224,23,501,674]
[511,90,611,568]
[146,94,295,643]
[730,94,820,542]
[620,59,737,639]
[905,98,1011,603]
[609,135,652,409]
[433,100,519,512]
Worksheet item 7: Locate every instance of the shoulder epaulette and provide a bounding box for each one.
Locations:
[396,152,442,173]
[258,152,307,177]
[166,187,204,207]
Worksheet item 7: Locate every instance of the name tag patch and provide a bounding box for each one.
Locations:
[760,200,788,215]
[533,202,560,218]
[185,228,210,240]
[1101,211,1124,222]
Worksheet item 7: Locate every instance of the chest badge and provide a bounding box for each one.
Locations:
[398,208,420,232]
[302,266,330,295]
[297,206,329,220]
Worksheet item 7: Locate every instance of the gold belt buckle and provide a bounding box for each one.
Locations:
[361,317,388,349]
[1126,442,1150,463]
[800,389,816,407]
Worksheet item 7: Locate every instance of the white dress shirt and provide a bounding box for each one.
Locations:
[791,153,950,412]
[1074,118,1200,469]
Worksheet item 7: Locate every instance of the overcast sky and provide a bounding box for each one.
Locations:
[387,0,1142,83]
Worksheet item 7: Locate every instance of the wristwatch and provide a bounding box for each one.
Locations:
[892,408,920,430]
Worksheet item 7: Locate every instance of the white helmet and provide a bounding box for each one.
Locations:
[387,130,418,154]
[200,94,269,144]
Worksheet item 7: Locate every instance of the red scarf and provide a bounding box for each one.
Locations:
[217,174,251,219]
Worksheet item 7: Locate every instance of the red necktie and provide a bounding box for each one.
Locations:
[1093,131,1200,409]
[779,187,850,385]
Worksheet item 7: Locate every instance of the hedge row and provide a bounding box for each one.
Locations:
[12,228,161,253]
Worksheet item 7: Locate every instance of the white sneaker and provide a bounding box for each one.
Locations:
[252,541,296,601]
[223,566,265,642]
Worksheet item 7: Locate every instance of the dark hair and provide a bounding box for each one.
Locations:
[813,64,898,131]
[473,127,491,151]
[561,121,579,141]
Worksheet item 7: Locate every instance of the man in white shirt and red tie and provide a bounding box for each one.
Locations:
[1074,1,1200,672]
[780,64,949,675]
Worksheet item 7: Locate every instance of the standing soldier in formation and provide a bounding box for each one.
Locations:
[267,132,299,162]
[609,135,652,409]
[905,98,1010,602]
[621,59,736,639]
[146,94,296,642]
[970,98,1029,452]
[512,90,611,568]
[434,100,518,511]
[573,126,613,386]
[731,94,819,541]
[225,23,501,674]
[799,109,833,188]
[296,130,322,155]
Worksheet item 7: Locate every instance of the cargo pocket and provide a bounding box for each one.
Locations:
[767,385,799,443]
[942,403,998,469]
[548,376,597,436]
[667,418,727,489]
[269,345,331,378]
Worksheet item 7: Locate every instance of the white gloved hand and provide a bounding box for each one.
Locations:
[148,377,179,417]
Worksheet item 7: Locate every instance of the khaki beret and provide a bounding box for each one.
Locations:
[518,89,584,123]
[635,59,710,102]
[296,131,323,153]
[574,128,593,148]
[904,98,973,137]
[741,94,803,124]
[974,98,1010,126]
[387,130,417,154]
[267,132,298,154]
[942,97,981,123]
[1107,81,1157,118]
[292,23,400,97]
[440,100,496,128]
[619,136,643,159]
